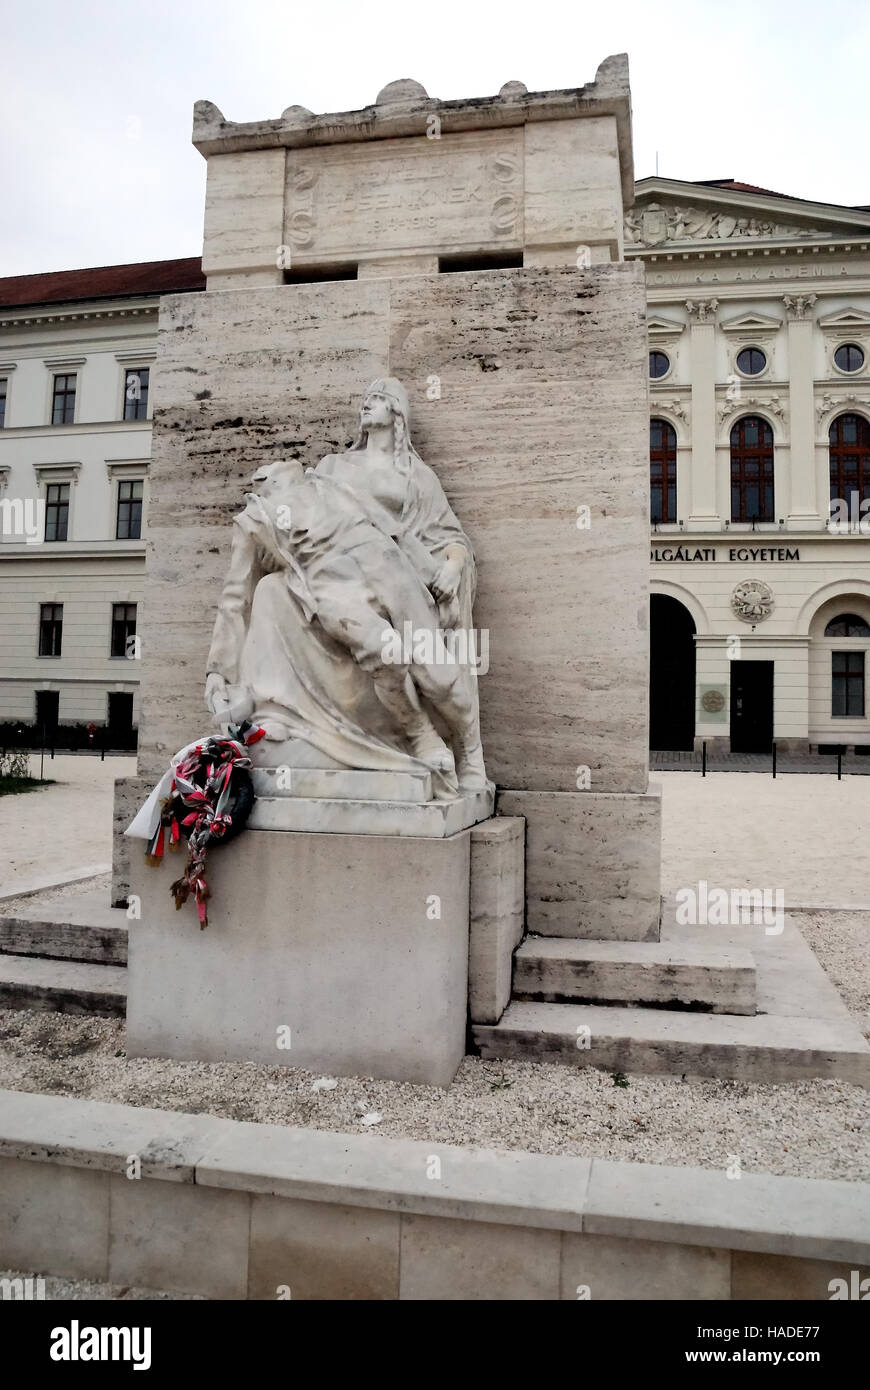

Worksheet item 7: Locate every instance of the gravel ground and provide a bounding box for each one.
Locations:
[792,910,870,1038]
[0,1007,867,1182]
[0,1269,203,1300]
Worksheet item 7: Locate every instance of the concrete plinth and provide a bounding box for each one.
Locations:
[126,828,471,1086]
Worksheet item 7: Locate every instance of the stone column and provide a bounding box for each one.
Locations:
[686,299,719,525]
[783,294,819,524]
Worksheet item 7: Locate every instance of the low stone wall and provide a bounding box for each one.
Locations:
[0,1090,868,1300]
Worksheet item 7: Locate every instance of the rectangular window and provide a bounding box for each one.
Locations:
[123,367,150,421]
[111,602,138,658]
[832,651,865,717]
[116,479,143,539]
[0,377,7,428]
[38,603,63,657]
[44,483,69,541]
[51,374,76,424]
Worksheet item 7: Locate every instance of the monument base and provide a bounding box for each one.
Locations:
[126,827,471,1086]
[247,785,494,837]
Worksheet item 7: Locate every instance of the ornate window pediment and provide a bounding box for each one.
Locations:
[646,313,685,346]
[818,308,870,336]
[719,310,783,341]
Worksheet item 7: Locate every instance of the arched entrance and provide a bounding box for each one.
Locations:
[650,595,696,750]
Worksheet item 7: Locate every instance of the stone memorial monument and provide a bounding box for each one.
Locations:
[120,55,665,1086]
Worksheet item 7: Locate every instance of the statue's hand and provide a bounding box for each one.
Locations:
[205,671,229,716]
[431,555,463,604]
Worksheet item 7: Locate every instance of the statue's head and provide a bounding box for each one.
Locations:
[359,378,409,435]
[249,459,304,497]
[352,378,416,477]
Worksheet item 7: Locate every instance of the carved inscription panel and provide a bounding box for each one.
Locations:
[284,128,524,261]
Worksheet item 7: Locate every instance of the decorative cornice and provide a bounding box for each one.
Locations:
[105,459,150,479]
[33,461,82,486]
[0,304,158,330]
[114,350,157,364]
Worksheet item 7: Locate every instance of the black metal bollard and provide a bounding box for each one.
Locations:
[838,748,843,781]
[702,740,707,777]
[772,742,777,779]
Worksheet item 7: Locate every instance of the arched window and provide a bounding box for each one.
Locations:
[828,413,870,516]
[824,613,870,637]
[650,418,677,523]
[730,415,774,523]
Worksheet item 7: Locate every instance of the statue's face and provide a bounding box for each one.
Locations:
[360,391,393,431]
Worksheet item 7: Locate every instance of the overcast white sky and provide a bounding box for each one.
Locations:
[2,0,868,276]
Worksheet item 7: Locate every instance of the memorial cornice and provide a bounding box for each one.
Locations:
[192,55,635,203]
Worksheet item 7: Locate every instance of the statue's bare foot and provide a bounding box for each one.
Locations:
[456,738,488,792]
[407,720,456,779]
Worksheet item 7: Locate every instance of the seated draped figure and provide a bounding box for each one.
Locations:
[205,378,488,800]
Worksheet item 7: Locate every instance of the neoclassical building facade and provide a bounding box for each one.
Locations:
[630,178,870,752]
[0,260,204,743]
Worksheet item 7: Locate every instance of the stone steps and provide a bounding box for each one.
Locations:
[0,892,128,965]
[513,937,756,1015]
[472,1000,870,1086]
[0,954,127,1017]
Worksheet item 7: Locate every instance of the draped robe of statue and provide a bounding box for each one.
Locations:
[205,435,483,800]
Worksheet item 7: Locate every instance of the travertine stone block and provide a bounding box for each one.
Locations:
[399,1213,561,1300]
[358,254,439,278]
[108,1174,250,1298]
[248,1194,400,1300]
[469,816,524,1024]
[0,1155,109,1281]
[127,827,471,1086]
[497,787,662,940]
[561,1232,730,1300]
[731,1251,870,1301]
[113,775,152,904]
[524,115,623,260]
[203,149,286,280]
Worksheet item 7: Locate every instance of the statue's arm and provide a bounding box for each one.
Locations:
[206,521,260,686]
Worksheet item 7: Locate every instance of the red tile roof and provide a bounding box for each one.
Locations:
[0,257,205,310]
[697,179,791,199]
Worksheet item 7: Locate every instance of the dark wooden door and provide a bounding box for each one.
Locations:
[730,661,774,753]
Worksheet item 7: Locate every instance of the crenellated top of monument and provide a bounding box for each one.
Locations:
[192,54,632,202]
[193,55,634,285]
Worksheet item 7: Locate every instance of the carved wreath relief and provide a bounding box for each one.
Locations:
[731,579,774,624]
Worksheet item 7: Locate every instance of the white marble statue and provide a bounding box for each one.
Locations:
[205,379,488,799]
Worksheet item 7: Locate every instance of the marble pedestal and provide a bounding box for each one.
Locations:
[126,826,471,1086]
